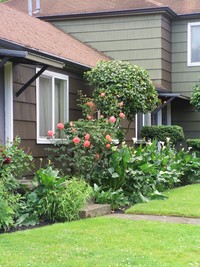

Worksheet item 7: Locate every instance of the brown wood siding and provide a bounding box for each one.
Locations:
[13,64,89,177]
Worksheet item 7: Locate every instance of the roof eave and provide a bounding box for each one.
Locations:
[37,6,177,21]
[0,39,93,70]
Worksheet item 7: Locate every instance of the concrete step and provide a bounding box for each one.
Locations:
[79,203,111,219]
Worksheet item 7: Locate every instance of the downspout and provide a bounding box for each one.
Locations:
[28,0,32,16]
[35,0,41,13]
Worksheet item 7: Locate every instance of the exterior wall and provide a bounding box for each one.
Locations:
[171,18,200,139]
[52,13,171,90]
[171,98,200,140]
[12,64,87,177]
[172,18,200,96]
[0,67,4,144]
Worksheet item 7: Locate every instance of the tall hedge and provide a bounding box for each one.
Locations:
[141,125,184,145]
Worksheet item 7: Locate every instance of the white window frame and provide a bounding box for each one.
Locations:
[187,22,200,66]
[36,69,69,144]
[4,62,13,143]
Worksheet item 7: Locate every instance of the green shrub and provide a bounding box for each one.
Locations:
[186,139,200,155]
[190,81,200,111]
[19,166,93,224]
[141,125,184,145]
[93,184,130,210]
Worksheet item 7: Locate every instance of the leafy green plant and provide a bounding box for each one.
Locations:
[84,60,158,123]
[190,81,200,111]
[19,166,93,224]
[186,139,200,156]
[93,184,129,210]
[141,125,184,145]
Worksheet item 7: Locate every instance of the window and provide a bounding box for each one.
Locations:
[36,69,69,143]
[188,22,200,66]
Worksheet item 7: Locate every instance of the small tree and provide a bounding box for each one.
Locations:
[191,82,200,111]
[84,60,158,123]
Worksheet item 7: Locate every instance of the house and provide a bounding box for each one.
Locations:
[0,4,110,173]
[5,0,200,140]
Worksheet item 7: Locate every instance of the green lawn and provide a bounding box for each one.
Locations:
[0,217,200,267]
[126,184,200,217]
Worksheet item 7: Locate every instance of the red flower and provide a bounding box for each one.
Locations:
[106,134,112,143]
[84,140,90,148]
[47,130,54,137]
[106,143,111,149]
[4,157,11,164]
[109,116,116,123]
[85,133,90,140]
[57,122,64,130]
[119,112,125,119]
[73,137,80,144]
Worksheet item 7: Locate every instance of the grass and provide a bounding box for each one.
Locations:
[0,217,200,267]
[126,184,200,218]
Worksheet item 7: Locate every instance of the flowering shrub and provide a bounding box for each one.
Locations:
[48,117,124,182]
[0,137,34,231]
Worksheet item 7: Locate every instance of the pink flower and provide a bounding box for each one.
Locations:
[69,121,74,127]
[106,143,111,149]
[57,122,64,130]
[84,140,90,148]
[100,92,105,97]
[47,130,54,137]
[85,133,90,140]
[73,137,80,144]
[106,134,112,143]
[119,112,125,119]
[71,127,76,133]
[100,115,104,119]
[87,115,93,120]
[87,101,94,107]
[119,101,124,108]
[109,116,116,123]
[94,153,100,160]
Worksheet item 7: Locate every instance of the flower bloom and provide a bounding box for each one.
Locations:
[84,140,90,148]
[106,134,112,143]
[87,101,95,107]
[119,101,124,108]
[85,133,90,140]
[71,127,76,133]
[100,92,105,97]
[119,112,125,119]
[57,122,64,130]
[47,130,54,137]
[94,153,100,160]
[106,143,111,149]
[4,157,11,164]
[69,121,74,127]
[109,116,116,123]
[87,115,93,120]
[73,137,80,144]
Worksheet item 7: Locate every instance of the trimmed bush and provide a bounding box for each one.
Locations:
[186,139,200,155]
[141,125,184,145]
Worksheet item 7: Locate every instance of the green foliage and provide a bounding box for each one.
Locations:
[187,139,200,156]
[0,137,34,231]
[93,184,130,210]
[190,81,200,111]
[19,166,93,224]
[84,60,158,122]
[141,125,184,144]
[48,118,123,181]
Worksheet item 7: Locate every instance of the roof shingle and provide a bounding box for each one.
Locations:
[0,4,110,68]
[4,0,200,16]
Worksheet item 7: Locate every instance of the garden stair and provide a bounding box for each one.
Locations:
[79,203,111,219]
